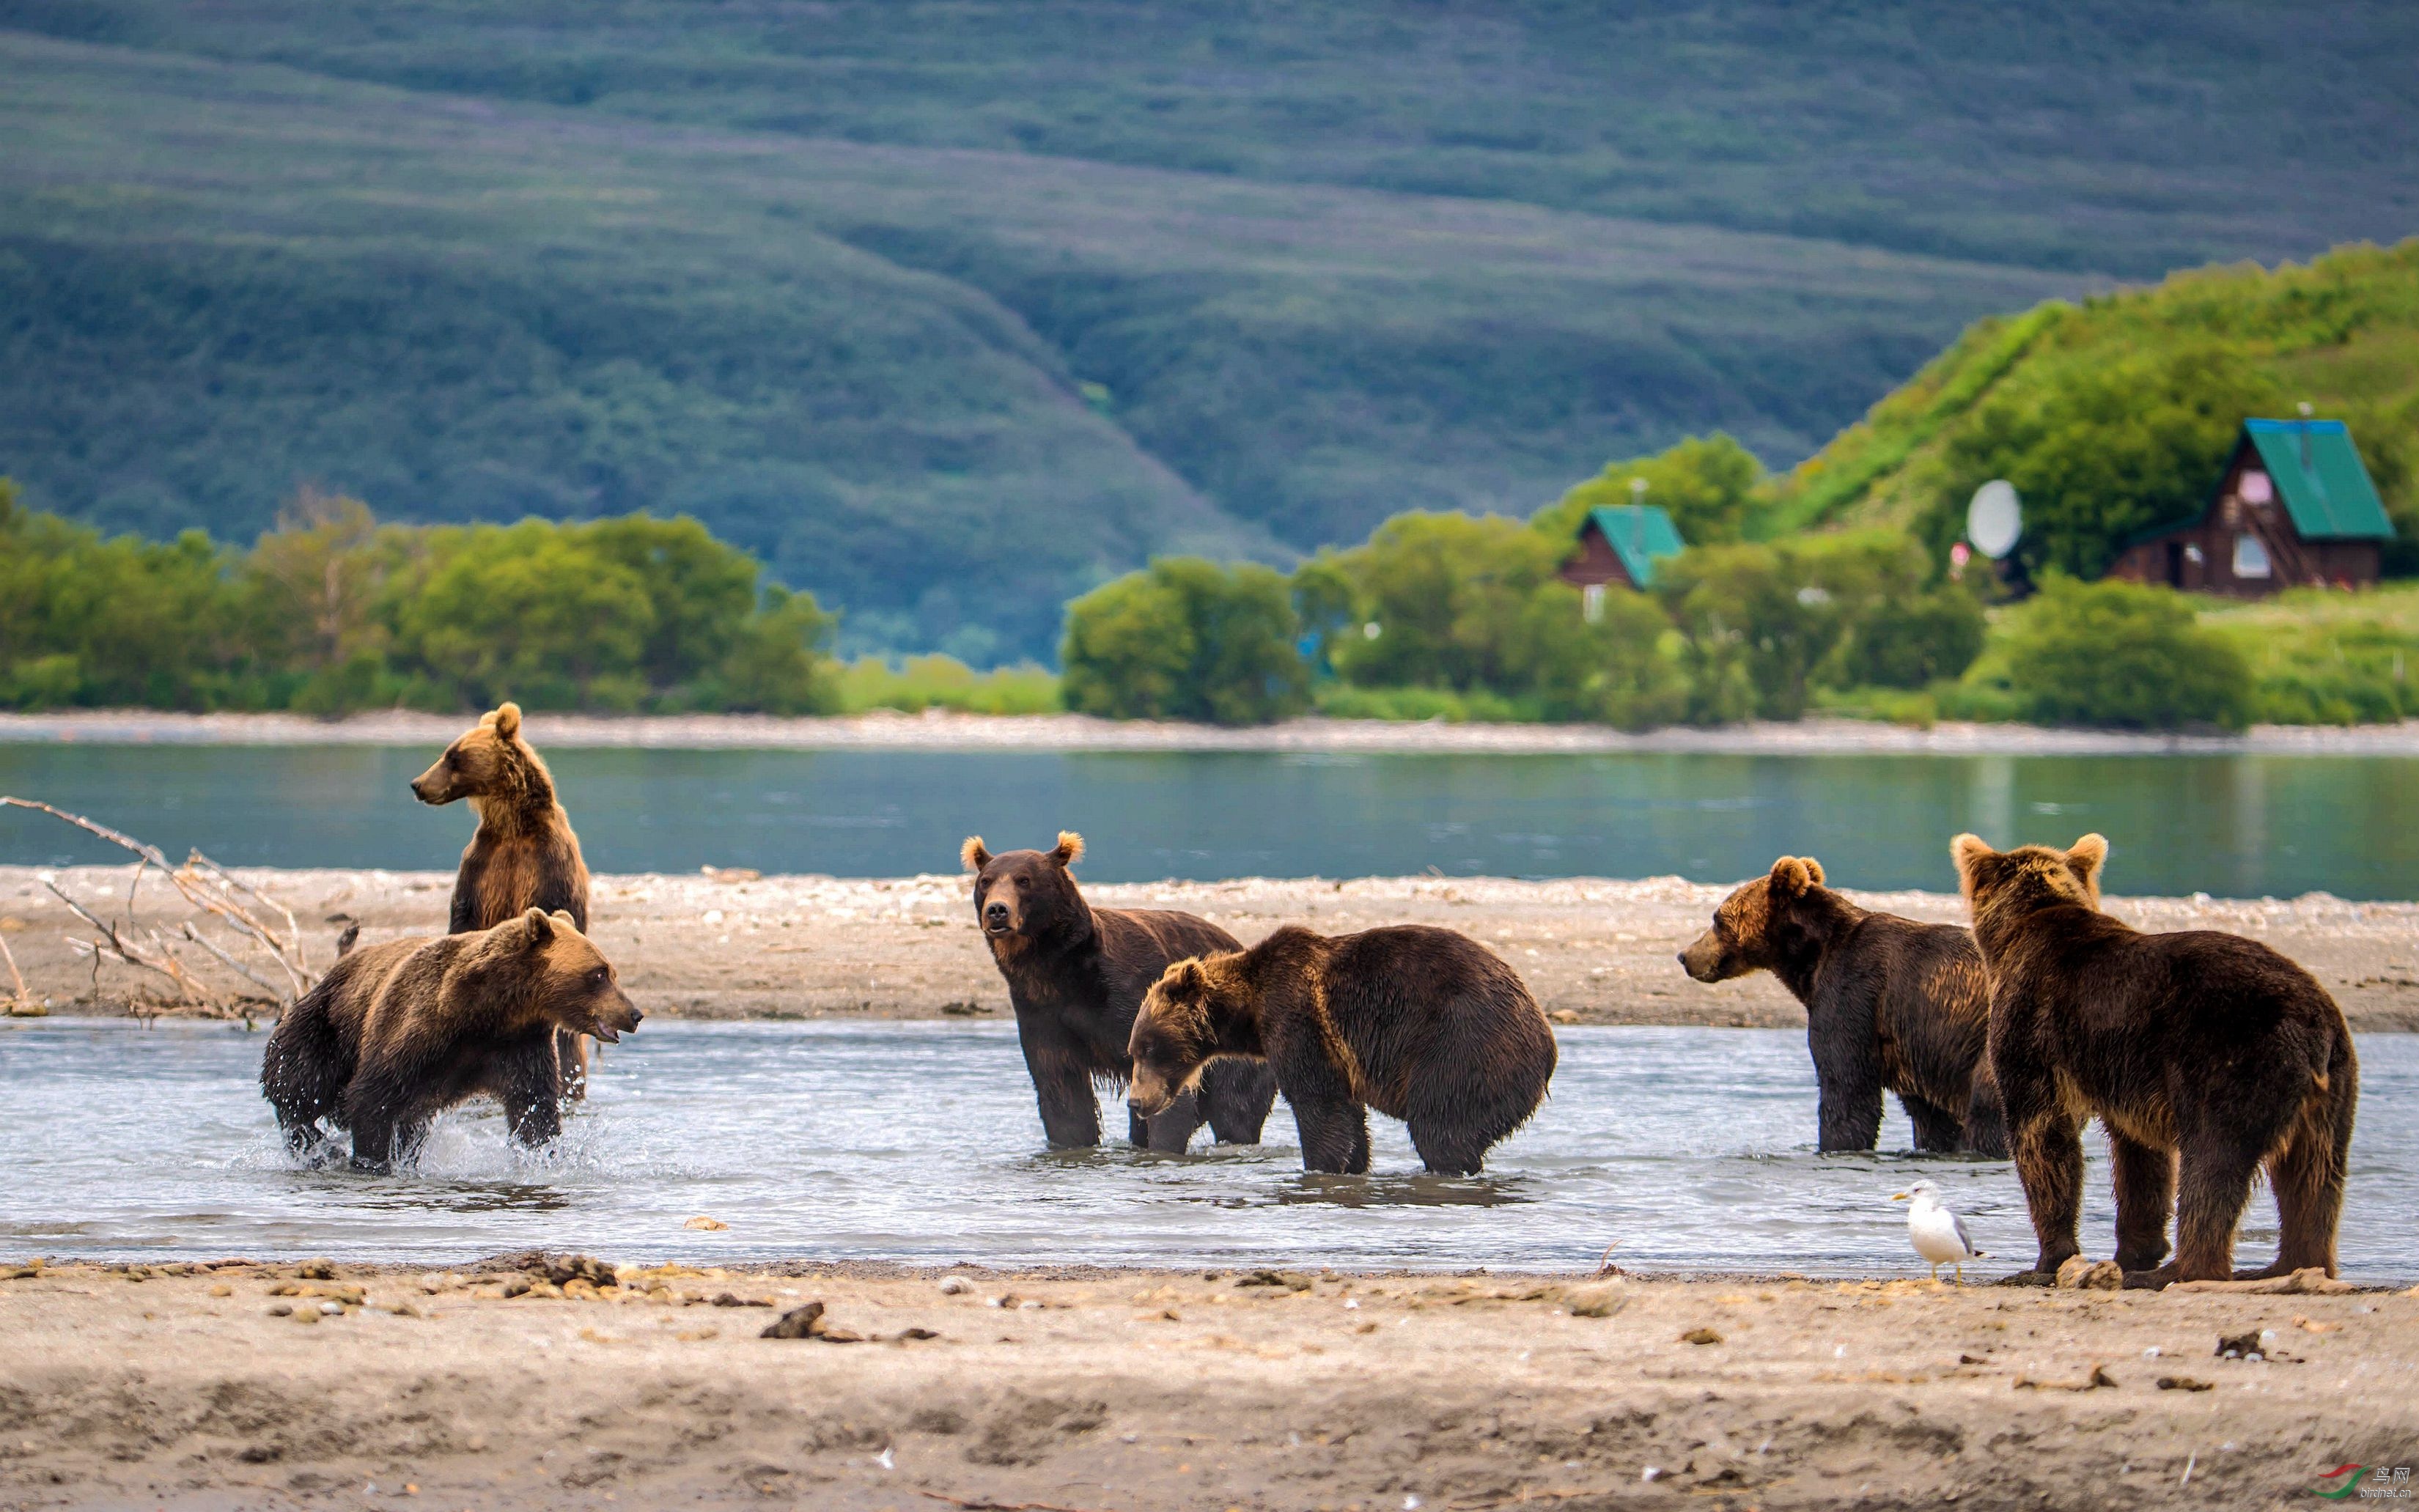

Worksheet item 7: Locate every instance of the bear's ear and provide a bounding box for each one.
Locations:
[1950,833,1995,895]
[960,836,991,873]
[2066,833,2109,892]
[1051,830,1084,868]
[548,909,579,934]
[520,906,554,946]
[1163,958,1205,999]
[491,701,523,740]
[1767,856,1814,900]
[1802,857,1825,886]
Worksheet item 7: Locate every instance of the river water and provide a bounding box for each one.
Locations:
[2,745,2416,897]
[5,1018,2412,1280]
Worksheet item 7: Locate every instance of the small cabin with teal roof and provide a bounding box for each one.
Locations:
[1557,505,1685,615]
[2110,419,2393,597]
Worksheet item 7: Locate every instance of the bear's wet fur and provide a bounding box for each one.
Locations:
[261,908,641,1170]
[1129,924,1557,1175]
[1954,832,2357,1285]
[963,832,1276,1151]
[410,701,593,1095]
[1681,855,2006,1156]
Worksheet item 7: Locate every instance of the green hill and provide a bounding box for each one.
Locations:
[4,4,2418,657]
[1766,241,2419,560]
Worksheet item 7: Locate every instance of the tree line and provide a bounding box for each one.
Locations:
[0,484,839,715]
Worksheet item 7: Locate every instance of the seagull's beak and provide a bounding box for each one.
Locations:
[1890,1192,1910,1202]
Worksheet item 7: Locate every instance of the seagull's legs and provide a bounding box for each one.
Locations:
[1953,1262,1963,1286]
[1928,1261,1940,1283]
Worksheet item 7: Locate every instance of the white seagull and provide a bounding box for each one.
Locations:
[1893,1179,1987,1283]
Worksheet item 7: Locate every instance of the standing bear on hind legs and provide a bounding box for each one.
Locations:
[410,701,595,1098]
[1954,833,2357,1285]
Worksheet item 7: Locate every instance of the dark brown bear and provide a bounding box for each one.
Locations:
[1954,833,2357,1284]
[1680,855,2006,1156]
[1128,925,1557,1175]
[261,908,641,1170]
[963,832,1275,1151]
[410,701,593,1095]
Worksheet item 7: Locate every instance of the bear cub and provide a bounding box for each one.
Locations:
[261,908,641,1170]
[1955,833,2356,1284]
[411,701,594,1095]
[1130,924,1556,1175]
[1682,855,2005,1155]
[964,832,1275,1151]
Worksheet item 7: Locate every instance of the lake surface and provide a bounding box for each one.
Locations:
[2,745,2416,897]
[4,1019,2412,1280]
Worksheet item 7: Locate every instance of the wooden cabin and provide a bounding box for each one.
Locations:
[1558,504,1685,619]
[2108,420,2393,597]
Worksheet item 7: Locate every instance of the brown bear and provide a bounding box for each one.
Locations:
[1954,833,2357,1284]
[1680,855,2006,1156]
[410,701,593,1096]
[1128,925,1557,1175]
[963,832,1276,1151]
[260,908,641,1170]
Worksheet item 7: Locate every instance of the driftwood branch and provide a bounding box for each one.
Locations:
[5,795,321,1010]
[0,928,29,1011]
[180,923,288,997]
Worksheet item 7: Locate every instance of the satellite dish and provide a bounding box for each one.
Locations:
[1967,480,2022,560]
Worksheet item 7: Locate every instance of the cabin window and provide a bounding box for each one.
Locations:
[1583,583,1605,624]
[2238,469,2274,505]
[2233,533,2272,578]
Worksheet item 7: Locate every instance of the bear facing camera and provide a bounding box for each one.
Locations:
[1954,832,2357,1285]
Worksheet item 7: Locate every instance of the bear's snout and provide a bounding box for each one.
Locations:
[982,897,1017,934]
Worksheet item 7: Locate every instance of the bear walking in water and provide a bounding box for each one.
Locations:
[963,833,1275,1151]
[1681,855,2006,1155]
[261,908,641,1170]
[1128,924,1555,1175]
[410,701,594,1096]
[1954,833,2357,1284]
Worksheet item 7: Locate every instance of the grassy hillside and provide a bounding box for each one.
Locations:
[12,1,2418,276]
[0,34,2079,656]
[1768,241,2419,549]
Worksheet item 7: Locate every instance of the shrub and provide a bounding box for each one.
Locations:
[1061,558,1306,725]
[1654,542,1846,723]
[1985,575,2251,729]
[1533,432,1766,547]
[837,654,1060,715]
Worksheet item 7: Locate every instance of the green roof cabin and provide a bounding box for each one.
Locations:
[1558,505,1685,616]
[2110,419,2393,597]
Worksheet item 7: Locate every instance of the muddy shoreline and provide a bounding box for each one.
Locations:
[4,867,2418,1030]
[8,707,2419,755]
[2,1258,2413,1511]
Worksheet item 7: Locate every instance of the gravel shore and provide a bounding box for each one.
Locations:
[3,1258,2412,1511]
[8,708,2419,755]
[5,866,2417,1030]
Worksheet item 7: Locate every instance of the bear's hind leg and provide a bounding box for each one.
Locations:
[2108,1132,2176,1275]
[1900,1092,1965,1154]
[2009,1108,2085,1277]
[2170,1132,2266,1283]
[1962,1074,2010,1158]
[1201,1058,1278,1145]
[2249,1071,2354,1279]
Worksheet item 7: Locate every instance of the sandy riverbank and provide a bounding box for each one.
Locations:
[9,708,2419,755]
[2,1258,2413,1511]
[5,868,2419,1030]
